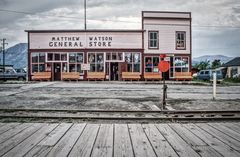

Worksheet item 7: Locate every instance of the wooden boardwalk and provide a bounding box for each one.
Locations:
[0,122,240,157]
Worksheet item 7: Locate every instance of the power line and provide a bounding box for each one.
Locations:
[1,8,240,28]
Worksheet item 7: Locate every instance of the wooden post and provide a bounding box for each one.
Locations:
[213,72,216,100]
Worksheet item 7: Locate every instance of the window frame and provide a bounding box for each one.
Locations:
[174,56,189,74]
[176,31,186,50]
[125,52,141,73]
[31,52,46,73]
[87,52,105,73]
[68,52,84,74]
[148,31,159,49]
[144,56,160,73]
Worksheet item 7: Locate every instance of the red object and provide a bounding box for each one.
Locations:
[160,54,166,59]
[158,61,170,72]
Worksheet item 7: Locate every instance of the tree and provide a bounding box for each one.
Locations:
[193,60,210,70]
[211,59,221,69]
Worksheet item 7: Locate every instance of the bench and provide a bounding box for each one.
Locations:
[62,72,80,81]
[175,72,192,81]
[87,72,105,81]
[122,72,141,81]
[32,72,51,81]
[144,72,162,81]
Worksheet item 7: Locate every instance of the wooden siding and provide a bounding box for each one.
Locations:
[29,32,142,50]
[143,18,190,54]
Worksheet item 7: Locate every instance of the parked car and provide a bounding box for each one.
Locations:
[196,69,223,81]
[0,67,26,81]
[15,68,26,73]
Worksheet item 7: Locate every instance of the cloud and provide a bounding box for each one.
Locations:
[0,0,240,57]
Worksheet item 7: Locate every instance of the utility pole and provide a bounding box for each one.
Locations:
[84,0,87,30]
[1,38,8,79]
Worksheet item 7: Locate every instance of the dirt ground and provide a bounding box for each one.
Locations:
[0,81,239,111]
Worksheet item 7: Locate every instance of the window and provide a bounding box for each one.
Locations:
[31,53,45,73]
[125,52,141,72]
[176,31,186,50]
[47,53,67,61]
[174,56,189,73]
[148,31,158,49]
[105,52,124,62]
[69,53,84,73]
[88,53,104,72]
[144,56,160,73]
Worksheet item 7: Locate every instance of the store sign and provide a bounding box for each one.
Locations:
[81,64,90,70]
[29,32,142,49]
[48,36,112,48]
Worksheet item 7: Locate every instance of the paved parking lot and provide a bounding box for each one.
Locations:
[0,82,239,110]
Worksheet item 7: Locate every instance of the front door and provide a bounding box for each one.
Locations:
[110,63,119,81]
[53,63,61,81]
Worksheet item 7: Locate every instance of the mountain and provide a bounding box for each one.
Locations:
[0,43,27,68]
[192,55,233,65]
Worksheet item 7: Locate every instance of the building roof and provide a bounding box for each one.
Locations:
[222,57,240,67]
[25,29,144,33]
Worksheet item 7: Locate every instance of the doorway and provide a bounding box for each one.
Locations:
[53,63,61,81]
[110,63,119,81]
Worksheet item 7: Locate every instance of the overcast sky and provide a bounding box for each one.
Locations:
[0,0,240,58]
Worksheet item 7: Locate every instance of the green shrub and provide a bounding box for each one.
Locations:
[223,77,240,83]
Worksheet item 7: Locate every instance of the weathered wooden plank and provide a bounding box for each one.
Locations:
[169,123,222,157]
[184,123,240,157]
[0,123,6,128]
[208,123,240,142]
[3,123,58,157]
[193,145,224,157]
[0,123,32,144]
[0,123,20,135]
[24,123,73,157]
[221,123,240,134]
[91,124,114,157]
[38,123,73,146]
[0,123,43,156]
[196,123,240,151]
[169,123,206,146]
[128,124,156,157]
[155,124,200,157]
[68,124,100,157]
[143,124,178,157]
[114,124,134,157]
[46,123,86,157]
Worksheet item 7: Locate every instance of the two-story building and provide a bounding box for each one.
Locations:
[26,11,192,81]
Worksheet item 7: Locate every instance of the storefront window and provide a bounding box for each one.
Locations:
[125,52,140,72]
[62,63,68,72]
[88,52,104,72]
[47,53,67,61]
[69,54,76,63]
[144,56,159,73]
[31,52,46,73]
[32,53,39,63]
[105,52,124,62]
[174,56,189,72]
[69,52,84,73]
[61,54,67,61]
[54,54,60,61]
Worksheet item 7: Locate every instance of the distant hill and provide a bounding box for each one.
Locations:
[192,55,233,65]
[0,43,27,68]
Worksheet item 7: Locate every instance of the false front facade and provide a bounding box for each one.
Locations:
[26,11,192,81]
